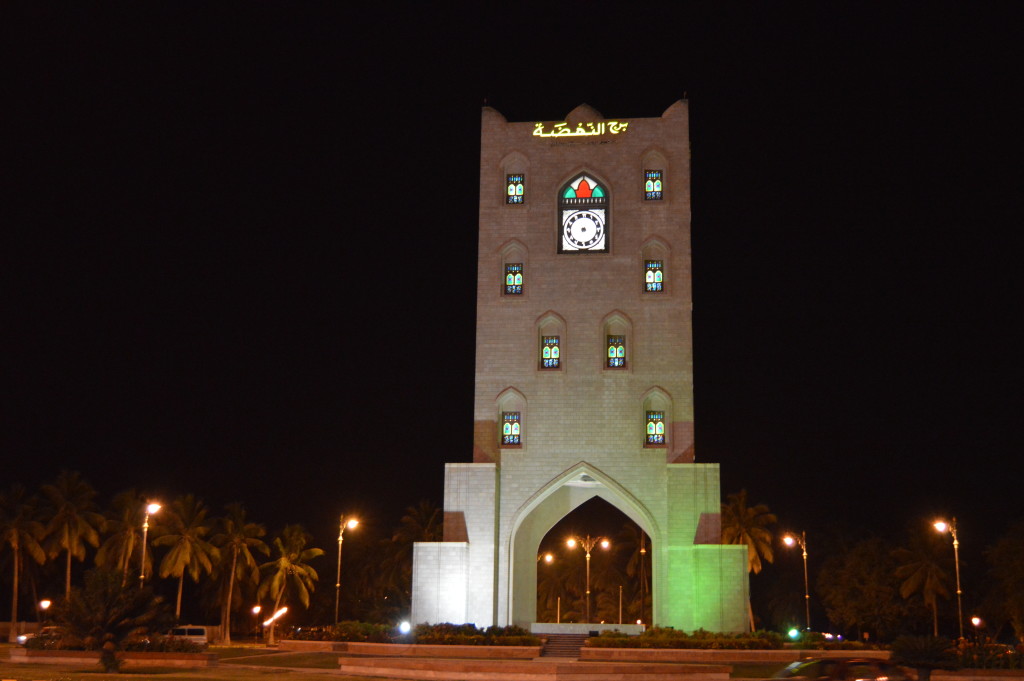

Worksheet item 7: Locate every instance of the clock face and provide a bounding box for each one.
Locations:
[561,209,607,252]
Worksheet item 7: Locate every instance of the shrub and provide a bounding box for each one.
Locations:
[890,636,957,681]
[413,622,540,646]
[287,621,393,643]
[587,628,784,649]
[955,640,1024,670]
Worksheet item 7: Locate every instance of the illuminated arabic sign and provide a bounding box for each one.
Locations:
[533,121,629,138]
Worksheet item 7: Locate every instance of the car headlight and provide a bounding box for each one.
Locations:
[16,634,28,644]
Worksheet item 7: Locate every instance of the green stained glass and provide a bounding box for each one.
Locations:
[592,186,605,197]
[564,187,577,198]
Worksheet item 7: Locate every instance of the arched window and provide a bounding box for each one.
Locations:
[642,387,672,449]
[602,311,632,371]
[500,240,528,297]
[558,174,609,253]
[497,388,526,449]
[641,238,670,295]
[537,312,566,371]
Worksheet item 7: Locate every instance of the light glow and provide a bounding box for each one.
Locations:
[934,520,949,533]
[399,621,411,635]
[263,606,288,626]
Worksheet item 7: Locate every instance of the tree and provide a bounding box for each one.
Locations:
[818,536,925,641]
[258,524,323,645]
[95,490,147,587]
[153,494,219,618]
[0,484,46,641]
[40,470,106,599]
[617,523,652,624]
[55,568,175,673]
[721,489,776,630]
[210,503,268,645]
[378,500,443,611]
[984,521,1024,642]
[893,529,952,636]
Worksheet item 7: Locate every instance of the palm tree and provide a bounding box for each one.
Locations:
[153,494,219,618]
[211,503,268,644]
[721,489,777,630]
[95,490,147,587]
[379,500,443,611]
[40,470,106,599]
[258,524,324,645]
[893,532,951,636]
[617,523,652,623]
[0,484,47,641]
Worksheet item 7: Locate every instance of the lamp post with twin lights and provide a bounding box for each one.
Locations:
[566,535,609,623]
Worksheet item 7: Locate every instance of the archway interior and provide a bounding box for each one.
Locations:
[536,497,651,625]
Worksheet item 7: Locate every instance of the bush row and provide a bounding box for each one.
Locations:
[286,621,541,646]
[587,628,786,649]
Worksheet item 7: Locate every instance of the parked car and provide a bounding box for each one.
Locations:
[16,626,62,646]
[774,658,909,681]
[166,625,209,646]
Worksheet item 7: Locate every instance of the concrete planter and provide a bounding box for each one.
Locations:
[279,639,540,659]
[580,648,890,663]
[8,647,218,668]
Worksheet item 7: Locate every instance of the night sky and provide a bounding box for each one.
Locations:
[4,3,1022,598]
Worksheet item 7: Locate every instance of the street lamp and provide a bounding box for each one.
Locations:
[566,535,609,623]
[138,502,161,589]
[252,605,261,641]
[782,531,811,631]
[335,515,359,624]
[934,518,963,639]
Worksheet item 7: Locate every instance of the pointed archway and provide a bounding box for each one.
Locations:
[536,497,652,625]
[506,462,660,627]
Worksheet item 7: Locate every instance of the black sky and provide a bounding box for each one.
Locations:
[3,3,1022,572]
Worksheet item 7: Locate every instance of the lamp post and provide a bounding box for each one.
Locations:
[934,518,963,639]
[782,531,810,631]
[138,502,161,589]
[252,605,261,641]
[567,535,609,623]
[335,515,359,624]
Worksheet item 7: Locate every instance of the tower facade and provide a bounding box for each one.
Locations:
[411,101,748,632]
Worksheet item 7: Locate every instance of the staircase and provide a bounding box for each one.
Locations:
[540,633,588,658]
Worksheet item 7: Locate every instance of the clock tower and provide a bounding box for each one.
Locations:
[410,101,748,632]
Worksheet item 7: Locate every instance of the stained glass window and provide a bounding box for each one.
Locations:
[646,411,666,445]
[502,412,521,446]
[645,260,664,292]
[505,263,523,295]
[541,336,560,369]
[644,170,663,200]
[507,174,525,204]
[607,335,625,368]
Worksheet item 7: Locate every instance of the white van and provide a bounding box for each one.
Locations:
[167,625,209,646]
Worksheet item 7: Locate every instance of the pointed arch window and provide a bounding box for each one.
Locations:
[644,170,663,200]
[541,336,560,369]
[645,260,664,292]
[558,174,609,253]
[646,411,666,446]
[505,263,523,295]
[607,336,626,368]
[507,174,525,204]
[501,412,521,446]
